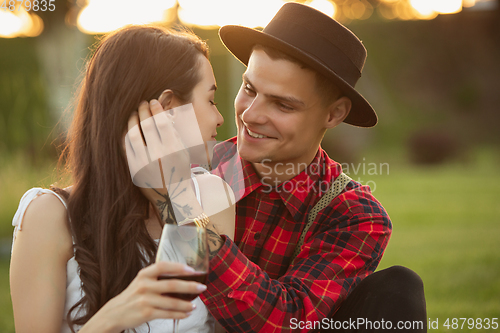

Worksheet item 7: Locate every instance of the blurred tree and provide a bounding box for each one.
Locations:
[35,0,90,127]
[0,37,51,162]
[0,1,92,162]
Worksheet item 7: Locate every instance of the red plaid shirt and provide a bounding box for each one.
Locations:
[201,137,392,332]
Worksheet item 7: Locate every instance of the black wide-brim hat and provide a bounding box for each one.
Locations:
[219,2,378,127]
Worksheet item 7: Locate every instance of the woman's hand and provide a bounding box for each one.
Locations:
[80,261,207,333]
[125,100,191,194]
[125,100,202,223]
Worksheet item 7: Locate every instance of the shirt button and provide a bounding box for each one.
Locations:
[254,233,260,241]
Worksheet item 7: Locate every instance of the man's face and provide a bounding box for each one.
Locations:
[234,49,331,175]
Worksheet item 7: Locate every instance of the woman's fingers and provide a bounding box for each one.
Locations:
[155,278,207,296]
[140,100,184,161]
[138,262,207,299]
[149,99,176,147]
[137,99,185,154]
[150,99,165,116]
[146,293,196,313]
[132,262,206,320]
[140,261,195,278]
[139,102,163,160]
[146,308,192,321]
[94,260,203,330]
[138,99,153,121]
[126,111,144,150]
[125,110,149,177]
[154,112,175,145]
[128,108,141,132]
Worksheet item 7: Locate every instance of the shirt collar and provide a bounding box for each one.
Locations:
[211,138,261,202]
[211,138,342,221]
[273,148,341,221]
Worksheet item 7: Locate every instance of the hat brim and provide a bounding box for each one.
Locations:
[219,25,378,128]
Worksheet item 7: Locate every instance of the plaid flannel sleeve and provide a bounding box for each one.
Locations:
[200,182,392,333]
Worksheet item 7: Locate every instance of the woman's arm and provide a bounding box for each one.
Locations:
[10,193,207,333]
[10,193,74,332]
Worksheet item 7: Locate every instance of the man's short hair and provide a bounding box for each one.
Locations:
[253,44,341,107]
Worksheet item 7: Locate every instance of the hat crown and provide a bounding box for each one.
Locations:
[269,3,367,73]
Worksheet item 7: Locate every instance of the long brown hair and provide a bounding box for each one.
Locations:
[54,25,209,330]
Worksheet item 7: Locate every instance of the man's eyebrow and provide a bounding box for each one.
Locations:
[242,73,251,85]
[270,93,305,108]
[209,84,217,91]
[243,74,305,107]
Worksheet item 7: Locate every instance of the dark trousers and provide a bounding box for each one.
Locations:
[321,266,427,332]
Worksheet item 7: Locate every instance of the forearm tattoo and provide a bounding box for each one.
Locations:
[206,227,224,260]
[147,166,195,224]
[148,166,223,259]
[152,191,175,224]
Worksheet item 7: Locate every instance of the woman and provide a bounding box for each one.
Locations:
[10,25,234,333]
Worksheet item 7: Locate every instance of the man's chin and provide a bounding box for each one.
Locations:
[237,145,267,164]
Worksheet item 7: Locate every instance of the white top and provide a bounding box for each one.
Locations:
[12,173,214,333]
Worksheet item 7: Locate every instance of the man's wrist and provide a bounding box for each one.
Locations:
[206,224,224,260]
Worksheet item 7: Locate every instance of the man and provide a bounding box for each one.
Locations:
[199,3,426,332]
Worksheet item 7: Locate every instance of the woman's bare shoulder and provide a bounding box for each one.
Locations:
[25,191,67,215]
[14,191,73,261]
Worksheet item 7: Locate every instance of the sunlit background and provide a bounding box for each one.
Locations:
[0,0,498,37]
[1,0,500,331]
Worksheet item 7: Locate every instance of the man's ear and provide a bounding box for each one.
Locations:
[158,89,177,110]
[325,96,351,129]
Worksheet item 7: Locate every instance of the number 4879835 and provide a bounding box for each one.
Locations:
[443,318,498,330]
[1,0,56,11]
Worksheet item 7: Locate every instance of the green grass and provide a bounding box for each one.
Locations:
[1,150,499,332]
[0,259,14,332]
[367,153,500,332]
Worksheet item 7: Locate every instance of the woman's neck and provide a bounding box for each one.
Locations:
[145,204,163,239]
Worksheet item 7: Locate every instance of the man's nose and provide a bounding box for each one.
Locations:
[241,96,267,125]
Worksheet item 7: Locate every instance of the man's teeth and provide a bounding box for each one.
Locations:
[247,128,268,139]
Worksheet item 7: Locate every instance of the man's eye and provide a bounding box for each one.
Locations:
[210,100,218,106]
[278,103,294,111]
[244,84,255,95]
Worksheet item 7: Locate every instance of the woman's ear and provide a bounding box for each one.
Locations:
[158,89,177,110]
[325,96,352,129]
